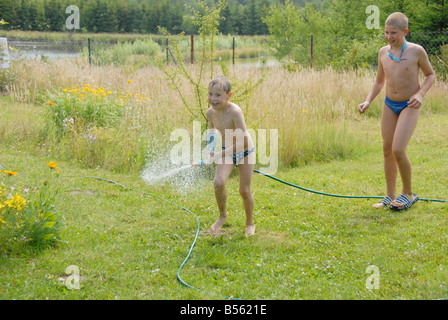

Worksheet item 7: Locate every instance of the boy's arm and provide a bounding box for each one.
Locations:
[408,46,435,109]
[359,48,386,113]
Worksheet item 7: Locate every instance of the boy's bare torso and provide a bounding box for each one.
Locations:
[380,42,422,101]
[208,102,238,136]
[208,102,254,150]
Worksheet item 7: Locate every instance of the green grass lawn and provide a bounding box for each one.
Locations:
[1,98,447,300]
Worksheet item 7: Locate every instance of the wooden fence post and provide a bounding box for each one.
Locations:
[88,38,91,66]
[191,35,194,64]
[310,34,313,68]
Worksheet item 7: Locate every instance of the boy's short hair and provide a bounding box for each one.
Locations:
[209,75,231,93]
[385,12,408,31]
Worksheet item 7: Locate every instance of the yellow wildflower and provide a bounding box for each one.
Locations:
[4,170,18,176]
[46,101,56,106]
[128,79,133,84]
[6,194,26,211]
[47,161,60,174]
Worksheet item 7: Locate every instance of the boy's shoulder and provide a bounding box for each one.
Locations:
[378,45,389,58]
[228,102,244,117]
[406,41,426,53]
[206,103,242,117]
[229,102,242,111]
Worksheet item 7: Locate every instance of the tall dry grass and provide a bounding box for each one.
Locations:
[6,58,448,170]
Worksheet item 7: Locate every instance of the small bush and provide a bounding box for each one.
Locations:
[0,68,16,93]
[44,84,124,136]
[42,84,151,172]
[432,44,448,82]
[82,39,162,67]
[0,166,63,255]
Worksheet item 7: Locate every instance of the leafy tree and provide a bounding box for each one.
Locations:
[230,2,244,34]
[264,0,329,64]
[242,0,267,35]
[127,0,143,33]
[0,0,446,35]
[116,0,129,33]
[45,0,64,31]
[0,0,16,29]
[33,0,47,31]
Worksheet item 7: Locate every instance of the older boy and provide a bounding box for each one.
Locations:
[203,75,256,236]
[358,12,435,210]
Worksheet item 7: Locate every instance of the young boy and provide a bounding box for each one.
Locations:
[203,75,256,237]
[358,12,435,210]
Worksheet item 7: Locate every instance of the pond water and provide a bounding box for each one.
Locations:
[3,38,280,67]
[7,39,84,61]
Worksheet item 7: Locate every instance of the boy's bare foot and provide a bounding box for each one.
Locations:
[209,215,228,237]
[373,202,388,209]
[373,196,392,209]
[372,202,386,209]
[245,224,255,237]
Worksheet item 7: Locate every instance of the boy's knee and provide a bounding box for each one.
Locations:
[392,147,406,160]
[382,144,393,157]
[239,187,252,199]
[214,178,226,190]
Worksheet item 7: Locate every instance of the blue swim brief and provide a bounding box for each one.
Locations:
[385,96,410,115]
[222,146,255,165]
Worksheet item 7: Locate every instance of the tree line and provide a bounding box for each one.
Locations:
[0,0,446,36]
[0,0,273,35]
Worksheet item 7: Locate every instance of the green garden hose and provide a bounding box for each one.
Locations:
[253,169,447,203]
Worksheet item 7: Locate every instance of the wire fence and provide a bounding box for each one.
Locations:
[1,32,447,79]
[2,35,268,66]
[270,31,448,79]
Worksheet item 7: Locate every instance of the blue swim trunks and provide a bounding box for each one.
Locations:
[222,146,255,165]
[385,96,410,115]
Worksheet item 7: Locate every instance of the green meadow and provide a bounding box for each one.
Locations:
[2,0,448,302]
[1,66,447,299]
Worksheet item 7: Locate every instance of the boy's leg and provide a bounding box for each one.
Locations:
[374,105,399,208]
[210,162,234,236]
[390,106,420,208]
[238,154,255,237]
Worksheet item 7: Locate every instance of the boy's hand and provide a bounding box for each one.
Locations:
[408,93,423,109]
[358,101,370,114]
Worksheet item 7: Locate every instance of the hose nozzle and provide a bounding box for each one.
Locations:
[191,160,205,167]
